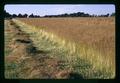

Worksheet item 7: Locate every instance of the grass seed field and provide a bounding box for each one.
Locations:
[5,17,115,79]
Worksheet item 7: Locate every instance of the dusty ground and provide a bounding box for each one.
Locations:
[5,19,83,79]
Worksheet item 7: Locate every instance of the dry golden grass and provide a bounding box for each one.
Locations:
[17,17,115,63]
[13,17,115,78]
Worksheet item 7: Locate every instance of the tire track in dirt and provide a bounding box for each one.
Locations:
[5,19,83,79]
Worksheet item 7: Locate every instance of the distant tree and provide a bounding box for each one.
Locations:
[23,14,28,18]
[76,12,85,17]
[12,14,17,18]
[76,12,81,16]
[34,15,40,18]
[64,13,68,17]
[69,13,74,17]
[80,12,86,17]
[18,14,23,17]
[73,13,77,17]
[106,13,110,17]
[29,13,34,18]
[44,15,49,17]
[84,13,90,17]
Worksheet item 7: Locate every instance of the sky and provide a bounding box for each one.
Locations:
[4,4,115,16]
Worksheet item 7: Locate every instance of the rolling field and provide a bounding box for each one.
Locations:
[17,17,115,65]
[18,18,115,55]
[5,17,115,79]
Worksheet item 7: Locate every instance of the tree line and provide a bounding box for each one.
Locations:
[4,10,115,18]
[44,12,115,17]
